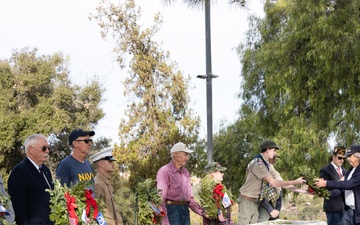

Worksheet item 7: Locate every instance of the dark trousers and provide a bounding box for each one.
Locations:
[343,206,360,225]
[166,204,190,225]
[326,211,343,225]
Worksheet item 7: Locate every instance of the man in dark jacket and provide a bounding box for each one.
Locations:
[315,145,360,225]
[319,146,347,225]
[8,134,54,225]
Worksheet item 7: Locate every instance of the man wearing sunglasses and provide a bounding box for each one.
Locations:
[56,129,95,187]
[8,134,54,225]
[319,146,347,225]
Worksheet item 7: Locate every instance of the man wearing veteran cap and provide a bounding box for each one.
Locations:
[315,145,360,225]
[238,140,305,224]
[91,148,124,225]
[156,142,205,225]
[319,146,347,225]
[56,129,95,187]
[200,162,234,225]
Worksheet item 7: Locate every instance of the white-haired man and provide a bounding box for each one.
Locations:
[8,134,54,225]
[156,142,205,225]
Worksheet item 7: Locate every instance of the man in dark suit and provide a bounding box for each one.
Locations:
[316,145,360,225]
[319,146,347,225]
[8,134,54,225]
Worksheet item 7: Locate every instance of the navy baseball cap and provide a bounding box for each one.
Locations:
[69,129,95,145]
[345,145,360,156]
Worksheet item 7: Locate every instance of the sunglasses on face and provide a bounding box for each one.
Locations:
[40,146,50,152]
[75,139,93,144]
[337,157,346,160]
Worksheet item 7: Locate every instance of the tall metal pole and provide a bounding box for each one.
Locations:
[205,0,213,163]
[197,0,218,163]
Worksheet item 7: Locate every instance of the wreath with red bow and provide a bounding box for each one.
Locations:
[48,180,105,225]
[136,179,165,225]
[199,175,233,220]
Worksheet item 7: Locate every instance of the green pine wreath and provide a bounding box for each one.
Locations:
[199,175,233,219]
[136,179,164,225]
[47,180,105,225]
[299,165,330,199]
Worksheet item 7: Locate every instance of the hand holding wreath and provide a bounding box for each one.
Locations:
[199,162,234,225]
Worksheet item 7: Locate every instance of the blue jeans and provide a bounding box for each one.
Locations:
[166,204,190,225]
[326,212,343,225]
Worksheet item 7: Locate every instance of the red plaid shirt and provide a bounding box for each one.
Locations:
[156,161,204,225]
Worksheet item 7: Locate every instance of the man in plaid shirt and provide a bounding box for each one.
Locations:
[156,142,205,225]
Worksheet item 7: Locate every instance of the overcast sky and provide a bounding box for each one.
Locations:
[0,0,264,144]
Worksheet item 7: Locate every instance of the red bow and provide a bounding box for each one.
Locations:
[212,183,233,209]
[84,189,99,220]
[212,183,224,209]
[64,192,78,225]
[151,211,165,224]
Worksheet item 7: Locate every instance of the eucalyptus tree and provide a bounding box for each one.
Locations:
[92,0,204,188]
[234,0,360,177]
[160,0,248,163]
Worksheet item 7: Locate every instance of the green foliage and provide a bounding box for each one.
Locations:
[0,48,105,173]
[298,165,330,200]
[92,0,203,189]
[199,175,219,218]
[210,0,360,196]
[213,118,263,193]
[238,0,360,143]
[47,180,104,225]
[135,179,163,225]
[113,177,135,225]
[199,175,234,219]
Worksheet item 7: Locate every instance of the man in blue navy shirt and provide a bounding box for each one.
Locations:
[56,129,95,187]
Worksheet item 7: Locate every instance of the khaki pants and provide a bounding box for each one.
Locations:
[257,205,270,222]
[238,196,259,225]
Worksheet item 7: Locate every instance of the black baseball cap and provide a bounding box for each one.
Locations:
[69,129,95,145]
[260,140,280,150]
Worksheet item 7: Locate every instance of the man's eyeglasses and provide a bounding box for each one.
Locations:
[40,146,50,152]
[75,139,93,144]
[337,157,346,160]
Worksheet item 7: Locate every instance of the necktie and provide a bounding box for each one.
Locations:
[336,167,343,178]
[39,166,51,189]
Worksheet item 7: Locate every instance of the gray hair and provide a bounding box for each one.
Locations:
[353,152,360,160]
[24,134,46,152]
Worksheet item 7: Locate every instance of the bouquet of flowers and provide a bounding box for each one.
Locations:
[47,180,105,225]
[299,165,330,199]
[136,179,164,225]
[199,175,233,220]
